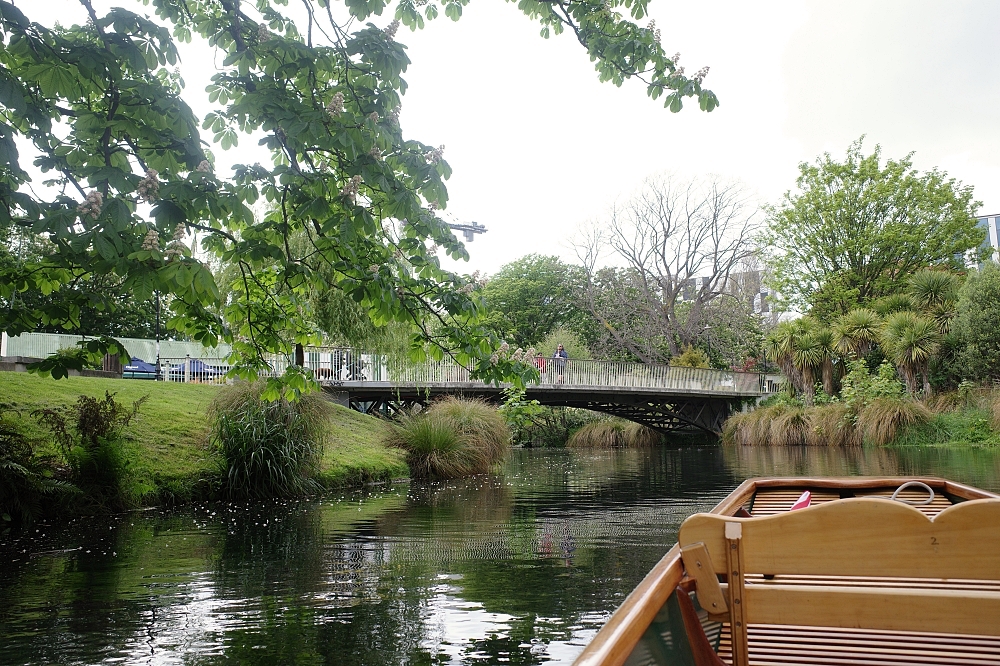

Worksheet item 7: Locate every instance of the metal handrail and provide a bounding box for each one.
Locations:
[145,349,779,396]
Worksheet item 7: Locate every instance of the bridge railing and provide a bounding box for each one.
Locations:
[148,349,780,395]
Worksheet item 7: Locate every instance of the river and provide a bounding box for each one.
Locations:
[2,444,999,665]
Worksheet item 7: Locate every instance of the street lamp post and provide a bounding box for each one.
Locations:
[154,290,161,381]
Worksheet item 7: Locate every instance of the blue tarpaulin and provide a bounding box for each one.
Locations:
[123,356,157,380]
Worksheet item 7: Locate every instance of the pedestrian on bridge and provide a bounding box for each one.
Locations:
[552,344,568,384]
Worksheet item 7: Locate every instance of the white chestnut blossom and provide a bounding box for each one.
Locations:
[341,175,362,204]
[326,92,344,117]
[424,145,445,164]
[136,169,160,203]
[140,228,160,252]
[77,190,103,220]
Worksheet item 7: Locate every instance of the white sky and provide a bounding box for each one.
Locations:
[29,0,1000,275]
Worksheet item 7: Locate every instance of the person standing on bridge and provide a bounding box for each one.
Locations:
[552,344,568,384]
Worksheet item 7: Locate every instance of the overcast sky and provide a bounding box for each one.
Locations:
[32,0,1000,275]
[398,0,1000,274]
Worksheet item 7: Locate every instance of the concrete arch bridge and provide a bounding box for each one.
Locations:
[309,350,780,435]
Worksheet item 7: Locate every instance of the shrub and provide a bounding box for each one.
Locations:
[670,345,710,368]
[208,381,332,498]
[857,397,932,446]
[991,393,1000,432]
[34,391,149,510]
[387,398,510,480]
[1,409,73,528]
[390,413,483,479]
[840,359,904,414]
[500,387,604,446]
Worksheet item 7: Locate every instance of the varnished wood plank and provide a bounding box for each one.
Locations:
[679,498,1000,580]
[742,584,1000,636]
[682,542,729,614]
[717,625,1000,666]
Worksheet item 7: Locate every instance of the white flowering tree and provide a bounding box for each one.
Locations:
[0,0,718,394]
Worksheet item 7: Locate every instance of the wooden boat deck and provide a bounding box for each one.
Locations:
[575,477,1000,666]
[747,487,954,518]
[723,484,1000,665]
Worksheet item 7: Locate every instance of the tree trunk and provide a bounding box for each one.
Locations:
[801,366,815,406]
[922,363,933,397]
[899,364,917,395]
[822,359,834,396]
[295,342,304,367]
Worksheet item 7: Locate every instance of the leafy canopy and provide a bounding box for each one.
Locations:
[480,254,582,349]
[0,0,717,394]
[765,138,983,321]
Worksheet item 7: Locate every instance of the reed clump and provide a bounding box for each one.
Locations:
[387,397,510,480]
[208,381,332,498]
[566,418,661,448]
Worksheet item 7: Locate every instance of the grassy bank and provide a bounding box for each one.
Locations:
[0,372,406,507]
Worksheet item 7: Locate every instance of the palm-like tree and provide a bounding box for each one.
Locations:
[766,318,830,404]
[765,319,811,398]
[908,269,959,309]
[792,328,826,405]
[833,308,882,358]
[872,293,915,316]
[908,269,960,333]
[880,310,941,395]
[812,327,837,396]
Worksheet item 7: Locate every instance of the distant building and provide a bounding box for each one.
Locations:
[679,270,772,314]
[977,213,1000,264]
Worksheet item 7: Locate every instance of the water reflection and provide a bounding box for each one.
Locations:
[1,444,998,665]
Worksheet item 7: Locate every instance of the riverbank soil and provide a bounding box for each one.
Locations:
[0,372,406,506]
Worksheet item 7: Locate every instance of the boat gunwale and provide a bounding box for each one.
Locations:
[571,476,1000,666]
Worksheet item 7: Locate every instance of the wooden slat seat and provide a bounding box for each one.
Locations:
[748,487,956,518]
[747,489,842,516]
[855,489,955,517]
[716,624,1000,665]
[678,497,1000,666]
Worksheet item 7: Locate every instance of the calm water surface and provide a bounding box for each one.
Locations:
[2,444,999,665]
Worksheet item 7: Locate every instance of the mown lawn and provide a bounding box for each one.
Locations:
[0,372,407,501]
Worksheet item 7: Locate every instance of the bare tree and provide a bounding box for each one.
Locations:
[576,175,763,363]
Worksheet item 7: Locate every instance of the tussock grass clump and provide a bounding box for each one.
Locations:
[428,397,510,464]
[208,381,332,498]
[857,397,932,446]
[566,418,660,448]
[990,394,1000,432]
[805,404,860,447]
[726,403,859,447]
[768,406,809,447]
[387,398,510,480]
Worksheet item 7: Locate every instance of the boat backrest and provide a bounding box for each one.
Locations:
[678,497,1000,666]
[680,497,1000,580]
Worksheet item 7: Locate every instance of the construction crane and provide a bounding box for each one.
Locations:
[441,212,487,242]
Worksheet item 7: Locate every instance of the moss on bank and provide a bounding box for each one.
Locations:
[0,372,406,507]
